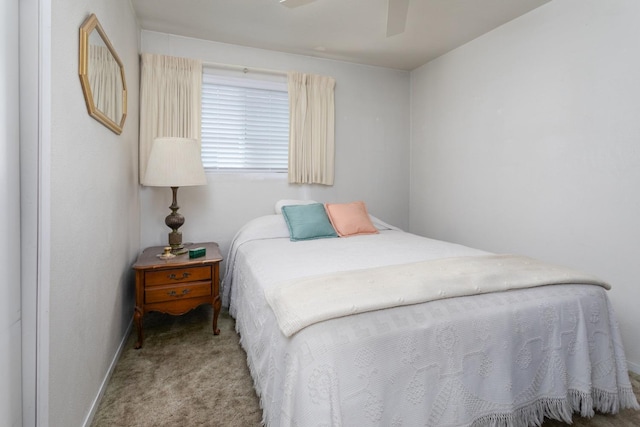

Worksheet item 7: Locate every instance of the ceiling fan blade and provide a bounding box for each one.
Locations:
[386,0,410,37]
[279,0,317,8]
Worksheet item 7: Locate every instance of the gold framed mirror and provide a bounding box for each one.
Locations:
[78,13,127,135]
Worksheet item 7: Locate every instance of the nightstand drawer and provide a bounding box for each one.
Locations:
[145,281,212,304]
[145,266,211,286]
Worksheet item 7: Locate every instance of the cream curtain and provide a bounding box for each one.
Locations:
[287,71,335,185]
[139,54,202,185]
[89,45,122,121]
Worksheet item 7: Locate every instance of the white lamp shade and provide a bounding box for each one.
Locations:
[143,137,207,187]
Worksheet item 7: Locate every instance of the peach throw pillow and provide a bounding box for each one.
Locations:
[324,201,379,237]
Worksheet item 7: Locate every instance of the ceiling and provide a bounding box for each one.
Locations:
[131,0,551,71]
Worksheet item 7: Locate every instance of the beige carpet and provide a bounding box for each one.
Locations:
[91,305,640,427]
[91,306,262,427]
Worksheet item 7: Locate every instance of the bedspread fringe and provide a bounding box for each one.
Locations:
[236,326,269,427]
[616,386,640,410]
[587,386,640,413]
[471,387,639,427]
[470,397,573,427]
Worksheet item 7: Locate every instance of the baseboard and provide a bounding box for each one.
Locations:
[628,360,640,375]
[82,319,133,427]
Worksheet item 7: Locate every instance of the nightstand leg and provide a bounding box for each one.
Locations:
[213,296,221,335]
[134,307,144,349]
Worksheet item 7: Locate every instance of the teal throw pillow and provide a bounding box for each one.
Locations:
[281,203,338,241]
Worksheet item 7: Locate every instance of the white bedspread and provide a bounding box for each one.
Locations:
[266,254,611,337]
[223,214,638,427]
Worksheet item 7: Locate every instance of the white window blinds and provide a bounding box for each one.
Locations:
[201,71,289,172]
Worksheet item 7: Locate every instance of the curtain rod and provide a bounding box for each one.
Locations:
[202,61,287,77]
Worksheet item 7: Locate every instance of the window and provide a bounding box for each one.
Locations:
[201,70,289,172]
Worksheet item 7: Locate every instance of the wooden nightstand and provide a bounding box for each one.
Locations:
[132,242,223,349]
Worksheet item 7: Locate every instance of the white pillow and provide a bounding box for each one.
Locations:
[274,199,318,214]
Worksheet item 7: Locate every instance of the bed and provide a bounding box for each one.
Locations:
[222,203,638,427]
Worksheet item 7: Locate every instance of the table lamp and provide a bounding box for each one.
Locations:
[143,137,207,253]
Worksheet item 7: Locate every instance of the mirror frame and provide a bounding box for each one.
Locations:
[78,13,127,135]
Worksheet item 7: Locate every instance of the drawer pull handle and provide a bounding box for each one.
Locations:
[168,272,191,280]
[167,289,191,297]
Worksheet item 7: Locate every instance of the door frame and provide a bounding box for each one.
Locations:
[20,0,52,425]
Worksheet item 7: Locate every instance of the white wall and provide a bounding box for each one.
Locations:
[410,0,640,372]
[140,31,411,270]
[49,1,140,426]
[1,1,23,425]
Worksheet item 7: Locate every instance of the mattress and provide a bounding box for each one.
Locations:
[222,214,638,427]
